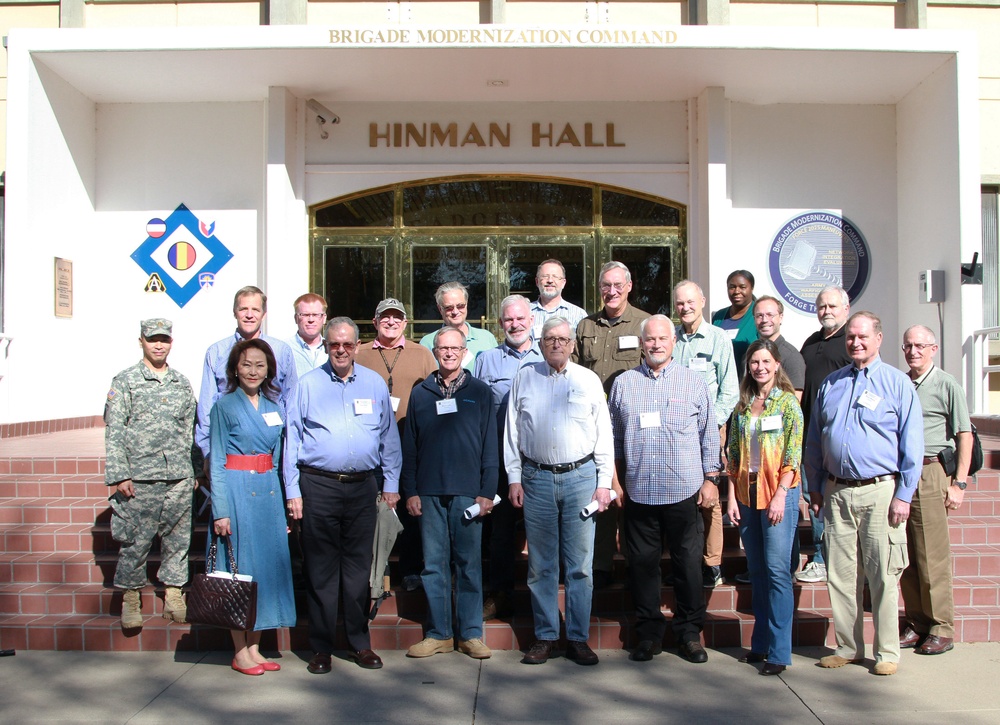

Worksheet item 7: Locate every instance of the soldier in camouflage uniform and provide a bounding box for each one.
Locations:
[105,318,199,629]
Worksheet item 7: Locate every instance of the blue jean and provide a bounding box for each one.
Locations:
[521,459,597,643]
[738,485,800,665]
[798,467,825,566]
[419,494,483,641]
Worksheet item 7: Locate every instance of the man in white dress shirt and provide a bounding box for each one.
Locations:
[505,317,614,666]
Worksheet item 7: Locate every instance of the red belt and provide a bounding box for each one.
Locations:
[225,454,274,473]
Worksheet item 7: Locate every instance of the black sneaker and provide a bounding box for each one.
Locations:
[703,565,722,589]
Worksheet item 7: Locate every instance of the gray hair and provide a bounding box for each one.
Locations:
[434,327,467,347]
[326,316,360,342]
[847,310,882,335]
[672,279,705,298]
[499,294,531,318]
[233,285,267,313]
[903,324,936,344]
[434,281,469,308]
[599,261,631,284]
[816,286,850,308]
[640,314,676,340]
[541,316,572,338]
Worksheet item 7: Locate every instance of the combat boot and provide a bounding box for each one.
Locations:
[162,586,187,623]
[121,589,143,629]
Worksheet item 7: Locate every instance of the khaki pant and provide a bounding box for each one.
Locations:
[900,461,955,638]
[702,502,722,567]
[824,478,908,664]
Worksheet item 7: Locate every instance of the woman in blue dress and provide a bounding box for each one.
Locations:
[209,339,295,675]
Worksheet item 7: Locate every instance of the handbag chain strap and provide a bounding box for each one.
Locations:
[206,534,241,579]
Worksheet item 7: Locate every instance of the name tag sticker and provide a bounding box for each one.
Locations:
[760,415,782,431]
[858,390,881,410]
[640,411,661,429]
[725,328,739,340]
[689,358,708,372]
[618,335,639,350]
[390,396,401,413]
[436,398,458,415]
[353,398,374,415]
[262,411,282,427]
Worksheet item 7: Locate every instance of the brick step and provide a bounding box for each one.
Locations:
[3,602,998,652]
[0,458,104,477]
[0,552,206,587]
[0,473,106,499]
[1,522,212,555]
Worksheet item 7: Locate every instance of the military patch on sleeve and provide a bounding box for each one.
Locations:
[107,389,118,401]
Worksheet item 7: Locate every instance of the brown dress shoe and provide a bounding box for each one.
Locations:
[899,627,924,649]
[348,649,384,669]
[307,652,332,674]
[522,639,557,665]
[565,641,599,666]
[916,635,954,655]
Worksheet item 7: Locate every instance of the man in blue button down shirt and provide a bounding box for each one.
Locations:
[285,317,402,675]
[805,311,923,676]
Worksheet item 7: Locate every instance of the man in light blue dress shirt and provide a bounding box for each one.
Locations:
[285,317,402,675]
[287,292,328,377]
[196,286,297,459]
[474,294,542,620]
[805,311,923,676]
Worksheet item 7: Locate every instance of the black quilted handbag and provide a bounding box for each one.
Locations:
[187,535,258,631]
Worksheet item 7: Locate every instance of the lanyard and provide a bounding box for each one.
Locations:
[376,347,403,395]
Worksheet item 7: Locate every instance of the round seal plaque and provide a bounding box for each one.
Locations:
[767,211,871,315]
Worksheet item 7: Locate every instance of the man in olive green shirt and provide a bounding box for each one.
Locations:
[573,261,649,587]
[899,325,972,656]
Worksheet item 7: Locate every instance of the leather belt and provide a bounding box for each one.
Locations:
[923,456,940,466]
[298,464,374,483]
[225,454,273,474]
[529,454,594,474]
[748,472,759,482]
[829,473,896,487]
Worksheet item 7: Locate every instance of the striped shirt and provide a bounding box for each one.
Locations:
[608,360,720,505]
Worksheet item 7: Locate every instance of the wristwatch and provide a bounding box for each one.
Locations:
[705,475,720,486]
[953,480,968,490]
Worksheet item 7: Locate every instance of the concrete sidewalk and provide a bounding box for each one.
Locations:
[2,644,998,724]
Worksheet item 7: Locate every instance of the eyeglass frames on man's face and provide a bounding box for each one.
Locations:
[434,346,466,355]
[599,282,627,292]
[442,304,467,313]
[901,343,934,352]
[297,313,325,320]
[542,336,572,347]
[325,341,357,352]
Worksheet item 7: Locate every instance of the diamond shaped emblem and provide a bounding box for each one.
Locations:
[131,204,234,307]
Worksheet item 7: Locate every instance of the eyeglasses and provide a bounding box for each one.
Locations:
[754,312,779,320]
[325,341,357,352]
[442,304,467,313]
[599,282,627,292]
[538,275,564,281]
[296,313,325,320]
[542,336,573,347]
[901,343,935,352]
[434,346,466,354]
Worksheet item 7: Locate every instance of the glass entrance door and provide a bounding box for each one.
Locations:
[311,177,685,339]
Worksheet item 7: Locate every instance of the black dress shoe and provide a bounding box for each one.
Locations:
[348,649,384,669]
[899,626,924,649]
[739,652,767,663]
[760,663,786,676]
[522,639,557,665]
[307,652,332,674]
[679,640,708,663]
[630,640,663,662]
[565,641,599,666]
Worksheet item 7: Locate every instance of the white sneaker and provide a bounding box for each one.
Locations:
[794,561,827,583]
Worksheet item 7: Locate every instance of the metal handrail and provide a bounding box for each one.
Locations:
[970,326,1000,415]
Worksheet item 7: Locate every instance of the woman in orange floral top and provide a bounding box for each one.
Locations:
[727,339,803,675]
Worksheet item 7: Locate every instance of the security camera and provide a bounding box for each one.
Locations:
[306,99,340,126]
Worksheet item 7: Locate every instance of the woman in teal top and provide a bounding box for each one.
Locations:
[712,269,757,378]
[210,339,295,676]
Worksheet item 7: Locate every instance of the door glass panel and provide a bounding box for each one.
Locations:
[602,190,681,227]
[402,180,593,227]
[323,247,386,336]
[411,245,489,335]
[509,245,586,310]
[315,190,394,228]
[612,244,676,316]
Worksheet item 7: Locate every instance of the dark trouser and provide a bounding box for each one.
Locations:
[625,493,706,645]
[300,469,378,654]
[484,467,519,594]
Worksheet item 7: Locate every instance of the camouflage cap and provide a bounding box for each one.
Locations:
[375,298,407,318]
[140,318,173,339]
